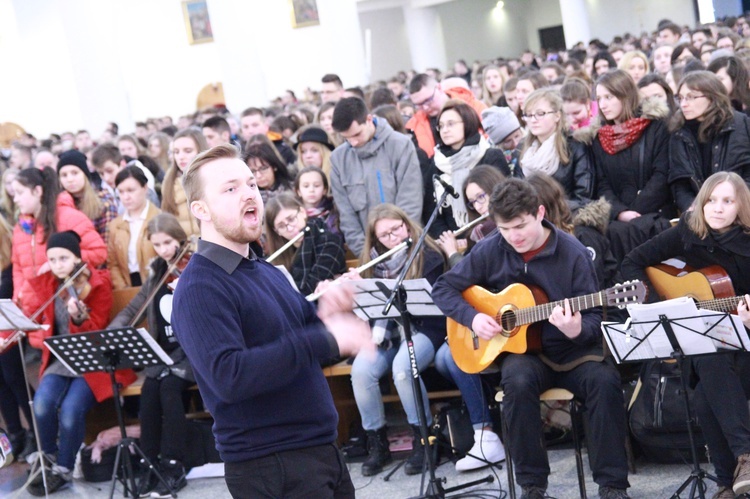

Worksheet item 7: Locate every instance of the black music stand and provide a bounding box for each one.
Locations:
[0,299,53,497]
[43,327,174,499]
[603,299,748,499]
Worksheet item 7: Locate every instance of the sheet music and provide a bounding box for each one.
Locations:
[351,278,442,321]
[0,299,42,331]
[627,297,717,356]
[136,328,174,365]
[602,321,657,363]
[698,310,750,351]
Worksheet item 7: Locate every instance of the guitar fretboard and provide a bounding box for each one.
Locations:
[496,291,606,327]
[697,296,744,312]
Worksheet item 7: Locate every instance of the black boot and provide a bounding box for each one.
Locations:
[9,429,26,460]
[152,459,187,498]
[361,427,391,476]
[404,424,427,475]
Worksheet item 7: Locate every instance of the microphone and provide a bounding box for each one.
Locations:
[433,175,459,199]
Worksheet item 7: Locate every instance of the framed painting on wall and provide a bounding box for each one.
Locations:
[290,0,320,28]
[182,0,214,44]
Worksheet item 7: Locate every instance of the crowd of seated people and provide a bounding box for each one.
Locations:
[3,14,750,499]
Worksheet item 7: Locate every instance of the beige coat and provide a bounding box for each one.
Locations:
[172,177,200,237]
[107,202,161,289]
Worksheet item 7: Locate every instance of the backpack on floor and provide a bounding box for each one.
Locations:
[628,360,708,463]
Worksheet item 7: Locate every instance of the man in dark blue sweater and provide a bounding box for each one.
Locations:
[432,178,630,499]
[171,144,371,498]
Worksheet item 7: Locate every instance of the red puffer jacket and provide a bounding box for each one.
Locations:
[25,269,136,402]
[11,192,107,316]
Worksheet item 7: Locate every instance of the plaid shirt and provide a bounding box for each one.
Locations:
[291,217,346,295]
[95,189,119,245]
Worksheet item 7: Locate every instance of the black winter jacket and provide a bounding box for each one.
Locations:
[621,217,750,298]
[550,136,595,213]
[668,111,750,213]
[593,119,672,219]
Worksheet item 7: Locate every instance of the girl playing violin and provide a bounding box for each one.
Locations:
[265,193,346,296]
[25,231,135,495]
[109,213,195,497]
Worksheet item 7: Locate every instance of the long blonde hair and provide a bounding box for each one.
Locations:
[0,213,12,270]
[161,128,208,216]
[521,88,570,165]
[69,176,103,220]
[359,204,443,279]
[688,172,750,239]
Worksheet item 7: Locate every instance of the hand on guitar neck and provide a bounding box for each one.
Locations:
[548,298,582,339]
[739,295,750,328]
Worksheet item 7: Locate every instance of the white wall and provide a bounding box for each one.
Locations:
[0,0,366,137]
[584,0,697,43]
[358,7,413,81]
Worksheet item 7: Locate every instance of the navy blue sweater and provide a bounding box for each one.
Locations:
[431,220,603,367]
[172,240,339,463]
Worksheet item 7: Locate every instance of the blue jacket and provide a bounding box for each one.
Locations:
[431,220,603,367]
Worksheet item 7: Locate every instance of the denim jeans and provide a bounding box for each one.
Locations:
[351,332,435,430]
[434,342,491,428]
[34,374,96,469]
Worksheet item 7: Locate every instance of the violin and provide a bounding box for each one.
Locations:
[0,262,91,353]
[60,262,92,323]
[128,236,198,327]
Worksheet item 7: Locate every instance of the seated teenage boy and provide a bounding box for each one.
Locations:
[431,177,630,499]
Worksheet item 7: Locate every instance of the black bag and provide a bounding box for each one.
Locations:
[628,360,707,463]
[183,419,222,469]
[433,402,474,460]
[81,445,119,483]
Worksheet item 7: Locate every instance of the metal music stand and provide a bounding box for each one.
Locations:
[43,326,174,499]
[603,298,749,499]
[0,299,53,498]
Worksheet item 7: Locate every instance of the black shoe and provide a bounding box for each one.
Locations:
[18,431,37,462]
[599,486,630,499]
[27,452,54,487]
[520,485,547,499]
[137,459,159,498]
[151,459,187,498]
[9,429,26,460]
[361,427,392,477]
[28,466,70,496]
[404,425,426,476]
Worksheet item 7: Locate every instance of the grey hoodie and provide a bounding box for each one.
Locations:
[330,117,423,255]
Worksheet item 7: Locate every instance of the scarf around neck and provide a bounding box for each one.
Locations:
[371,243,410,279]
[433,135,491,227]
[598,117,651,155]
[521,134,560,177]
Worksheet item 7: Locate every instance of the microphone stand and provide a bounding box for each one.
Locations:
[381,188,494,498]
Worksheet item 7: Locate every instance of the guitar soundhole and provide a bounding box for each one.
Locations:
[500,310,517,337]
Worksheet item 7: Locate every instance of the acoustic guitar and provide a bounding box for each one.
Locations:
[645,263,744,313]
[447,281,647,373]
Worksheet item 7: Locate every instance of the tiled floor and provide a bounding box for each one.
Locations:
[1,447,727,498]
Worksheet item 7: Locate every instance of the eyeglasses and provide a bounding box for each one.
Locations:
[376,221,405,241]
[521,110,557,121]
[274,208,301,233]
[249,163,272,175]
[675,93,706,104]
[436,120,463,132]
[412,87,437,108]
[467,192,488,211]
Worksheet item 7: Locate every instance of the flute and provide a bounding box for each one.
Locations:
[453,212,490,237]
[306,238,412,301]
[266,226,310,263]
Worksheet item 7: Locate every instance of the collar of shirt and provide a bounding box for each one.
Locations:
[197,239,258,274]
[123,201,150,223]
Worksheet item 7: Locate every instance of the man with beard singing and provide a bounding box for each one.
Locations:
[172,144,372,498]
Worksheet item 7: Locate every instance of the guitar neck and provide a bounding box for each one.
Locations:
[697,296,744,312]
[516,291,606,326]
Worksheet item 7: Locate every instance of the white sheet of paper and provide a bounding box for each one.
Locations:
[698,310,750,351]
[602,321,657,363]
[627,298,716,356]
[0,299,42,331]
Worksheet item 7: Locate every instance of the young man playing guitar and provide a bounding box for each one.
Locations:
[432,177,630,499]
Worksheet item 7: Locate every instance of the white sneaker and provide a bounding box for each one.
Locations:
[455,429,506,472]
